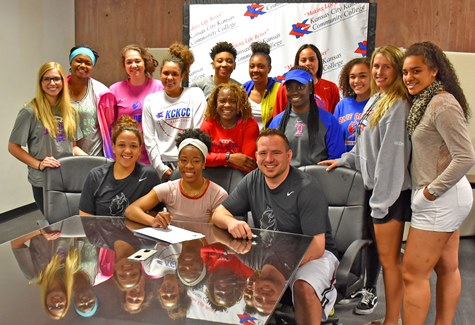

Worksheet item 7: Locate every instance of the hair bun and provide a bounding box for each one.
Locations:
[250,42,270,55]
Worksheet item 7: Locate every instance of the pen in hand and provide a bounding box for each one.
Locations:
[153,207,171,229]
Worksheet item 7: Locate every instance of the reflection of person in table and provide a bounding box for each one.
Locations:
[73,269,98,317]
[212,128,339,323]
[201,242,254,309]
[243,271,258,313]
[11,229,81,319]
[253,264,286,314]
[37,248,80,319]
[158,273,191,320]
[113,238,154,314]
[125,129,228,226]
[177,239,207,287]
[73,240,99,318]
[81,217,156,313]
[122,274,154,314]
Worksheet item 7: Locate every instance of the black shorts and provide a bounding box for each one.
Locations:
[370,189,412,224]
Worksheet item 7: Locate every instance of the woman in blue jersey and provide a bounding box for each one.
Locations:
[334,58,371,152]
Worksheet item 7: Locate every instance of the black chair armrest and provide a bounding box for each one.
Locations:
[335,238,373,297]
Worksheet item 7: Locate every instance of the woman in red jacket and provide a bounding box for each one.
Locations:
[200,83,259,173]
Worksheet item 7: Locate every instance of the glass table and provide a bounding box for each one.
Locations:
[2,215,312,324]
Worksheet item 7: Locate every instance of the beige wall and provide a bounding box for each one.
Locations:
[0,0,75,213]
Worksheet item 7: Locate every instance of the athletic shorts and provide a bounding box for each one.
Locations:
[372,190,412,225]
[290,250,339,321]
[411,177,472,232]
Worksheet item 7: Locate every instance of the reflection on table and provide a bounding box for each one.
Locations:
[4,215,312,324]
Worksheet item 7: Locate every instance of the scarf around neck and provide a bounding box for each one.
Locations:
[407,80,443,138]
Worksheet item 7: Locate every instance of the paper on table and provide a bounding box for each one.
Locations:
[133,225,205,244]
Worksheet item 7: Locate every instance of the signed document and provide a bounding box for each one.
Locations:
[133,225,205,244]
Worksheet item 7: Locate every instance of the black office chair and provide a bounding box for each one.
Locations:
[274,165,372,325]
[300,165,372,299]
[42,156,112,224]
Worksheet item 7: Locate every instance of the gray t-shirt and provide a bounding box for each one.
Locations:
[285,110,328,166]
[222,167,337,256]
[73,79,103,156]
[190,75,241,99]
[9,105,82,187]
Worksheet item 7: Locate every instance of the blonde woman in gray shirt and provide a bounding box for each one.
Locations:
[401,41,475,325]
[320,45,412,325]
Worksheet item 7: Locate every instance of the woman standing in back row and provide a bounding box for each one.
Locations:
[190,41,240,99]
[402,41,475,325]
[8,62,85,214]
[273,44,340,115]
[142,42,206,181]
[242,41,281,129]
[321,45,412,325]
[110,44,164,164]
[68,45,117,158]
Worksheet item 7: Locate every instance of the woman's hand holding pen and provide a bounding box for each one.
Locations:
[152,208,172,229]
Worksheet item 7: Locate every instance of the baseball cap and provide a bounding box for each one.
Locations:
[283,69,313,84]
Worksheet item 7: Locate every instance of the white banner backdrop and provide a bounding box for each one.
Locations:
[188,2,370,85]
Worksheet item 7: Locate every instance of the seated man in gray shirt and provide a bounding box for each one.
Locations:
[211,128,339,324]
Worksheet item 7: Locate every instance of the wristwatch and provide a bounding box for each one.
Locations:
[225,152,230,161]
[427,185,439,198]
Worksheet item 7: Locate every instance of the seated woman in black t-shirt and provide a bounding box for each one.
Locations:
[79,115,159,217]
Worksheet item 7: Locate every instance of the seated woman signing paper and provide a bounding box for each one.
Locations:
[125,129,228,227]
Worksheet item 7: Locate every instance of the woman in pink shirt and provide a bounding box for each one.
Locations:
[110,45,164,164]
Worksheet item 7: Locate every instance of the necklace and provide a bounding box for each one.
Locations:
[219,119,238,130]
[181,179,207,198]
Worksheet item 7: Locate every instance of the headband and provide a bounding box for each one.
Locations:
[69,47,96,66]
[74,298,98,317]
[178,138,209,162]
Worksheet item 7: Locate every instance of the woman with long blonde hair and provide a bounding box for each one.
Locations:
[8,62,85,214]
[320,45,412,325]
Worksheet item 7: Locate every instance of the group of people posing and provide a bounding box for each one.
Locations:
[8,39,474,325]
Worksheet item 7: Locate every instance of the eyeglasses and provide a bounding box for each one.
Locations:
[42,76,62,84]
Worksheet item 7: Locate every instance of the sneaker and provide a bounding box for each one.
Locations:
[338,288,366,305]
[363,318,402,325]
[354,287,378,315]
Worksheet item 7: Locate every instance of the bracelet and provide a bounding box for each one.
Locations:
[38,160,42,171]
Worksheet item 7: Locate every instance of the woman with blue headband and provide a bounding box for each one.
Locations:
[68,45,117,158]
